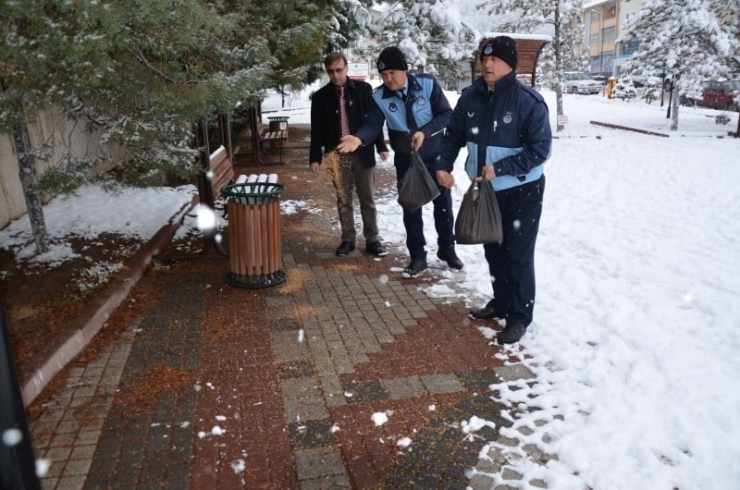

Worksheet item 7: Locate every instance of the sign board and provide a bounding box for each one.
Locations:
[347,63,369,80]
[557,115,568,126]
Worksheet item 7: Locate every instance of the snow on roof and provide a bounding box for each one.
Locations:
[583,0,610,8]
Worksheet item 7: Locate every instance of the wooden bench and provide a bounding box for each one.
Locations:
[259,129,288,163]
[207,145,235,202]
[155,121,234,262]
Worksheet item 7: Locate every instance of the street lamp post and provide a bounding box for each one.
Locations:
[659,68,666,107]
[665,78,674,119]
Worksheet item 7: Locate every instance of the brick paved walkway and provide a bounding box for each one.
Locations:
[27,127,556,489]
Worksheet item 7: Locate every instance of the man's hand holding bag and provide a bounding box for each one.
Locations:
[397,152,440,213]
[455,180,503,244]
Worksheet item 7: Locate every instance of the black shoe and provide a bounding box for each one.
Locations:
[365,241,388,257]
[497,323,527,345]
[468,306,505,321]
[437,245,464,270]
[336,241,355,257]
[403,259,428,277]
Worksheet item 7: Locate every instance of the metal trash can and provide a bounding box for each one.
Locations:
[222,181,287,289]
[267,116,289,150]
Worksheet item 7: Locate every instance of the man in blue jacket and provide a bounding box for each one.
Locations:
[436,36,552,344]
[337,47,463,277]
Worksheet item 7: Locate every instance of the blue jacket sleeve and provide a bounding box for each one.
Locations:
[354,97,386,147]
[438,92,469,172]
[421,78,452,172]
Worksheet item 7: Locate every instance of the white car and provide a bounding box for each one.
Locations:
[563,72,602,95]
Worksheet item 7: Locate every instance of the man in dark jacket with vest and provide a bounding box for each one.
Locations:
[310,52,389,257]
[437,36,552,344]
[337,47,464,277]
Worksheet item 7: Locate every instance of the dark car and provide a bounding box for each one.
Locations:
[694,80,740,112]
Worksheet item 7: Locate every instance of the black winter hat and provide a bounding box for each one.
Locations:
[377,47,408,72]
[480,36,518,70]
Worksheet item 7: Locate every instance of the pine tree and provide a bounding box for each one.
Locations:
[620,0,739,131]
[0,0,326,255]
[370,0,477,88]
[479,0,586,132]
[326,0,376,52]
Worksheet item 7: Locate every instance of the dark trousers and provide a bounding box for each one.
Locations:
[483,176,545,327]
[396,161,455,262]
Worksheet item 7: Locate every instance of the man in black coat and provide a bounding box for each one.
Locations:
[309,52,389,257]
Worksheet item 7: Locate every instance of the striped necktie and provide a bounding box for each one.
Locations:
[337,86,350,137]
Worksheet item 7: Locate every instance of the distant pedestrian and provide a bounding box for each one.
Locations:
[337,46,463,277]
[436,36,552,344]
[309,52,390,257]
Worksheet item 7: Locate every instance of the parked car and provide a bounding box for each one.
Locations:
[591,74,607,85]
[692,80,740,112]
[563,72,602,95]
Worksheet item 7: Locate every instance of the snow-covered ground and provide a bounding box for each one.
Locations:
[3,83,739,489]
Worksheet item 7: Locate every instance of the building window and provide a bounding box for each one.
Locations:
[620,37,641,56]
[603,26,615,44]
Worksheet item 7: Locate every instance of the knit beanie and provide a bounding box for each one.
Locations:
[480,36,518,70]
[377,47,408,72]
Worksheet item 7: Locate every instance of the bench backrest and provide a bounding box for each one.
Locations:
[208,145,234,201]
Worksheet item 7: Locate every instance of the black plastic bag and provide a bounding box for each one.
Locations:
[397,152,440,213]
[455,180,503,244]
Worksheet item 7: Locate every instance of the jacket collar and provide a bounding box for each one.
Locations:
[330,78,359,92]
[474,70,517,95]
[381,73,420,99]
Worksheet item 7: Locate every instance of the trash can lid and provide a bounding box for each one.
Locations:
[221,182,286,203]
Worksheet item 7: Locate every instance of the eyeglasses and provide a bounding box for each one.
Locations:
[327,66,346,74]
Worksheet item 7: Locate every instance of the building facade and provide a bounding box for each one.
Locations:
[584,0,648,78]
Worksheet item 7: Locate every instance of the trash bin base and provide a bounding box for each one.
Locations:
[226,270,287,289]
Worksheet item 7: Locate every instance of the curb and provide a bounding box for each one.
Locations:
[20,200,194,407]
[590,120,670,137]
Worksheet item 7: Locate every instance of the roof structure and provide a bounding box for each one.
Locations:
[475,34,551,87]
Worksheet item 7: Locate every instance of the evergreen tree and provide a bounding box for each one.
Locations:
[0,0,325,255]
[479,0,585,132]
[326,0,376,52]
[370,0,477,88]
[709,0,740,76]
[620,0,739,131]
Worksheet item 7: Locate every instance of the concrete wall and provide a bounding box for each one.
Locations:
[0,109,116,229]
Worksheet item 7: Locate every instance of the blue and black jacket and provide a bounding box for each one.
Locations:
[439,71,552,191]
[355,73,452,171]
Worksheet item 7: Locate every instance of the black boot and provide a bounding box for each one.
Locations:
[468,307,505,321]
[335,241,355,257]
[437,245,464,270]
[403,259,428,277]
[365,241,388,257]
[497,323,527,344]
